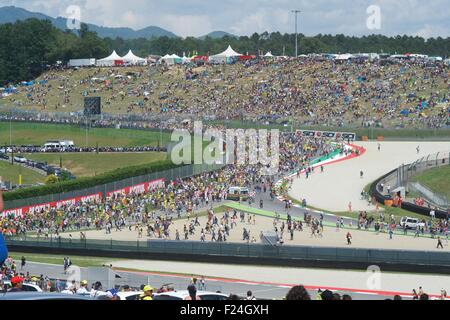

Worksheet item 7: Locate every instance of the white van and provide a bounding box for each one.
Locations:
[227,186,250,201]
[400,217,425,230]
[42,140,74,151]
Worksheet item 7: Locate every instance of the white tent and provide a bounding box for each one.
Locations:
[97,50,123,66]
[122,50,147,65]
[159,54,182,65]
[181,55,192,64]
[159,54,173,65]
[209,45,242,63]
[264,51,274,58]
[334,53,354,61]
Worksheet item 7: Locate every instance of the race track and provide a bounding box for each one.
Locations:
[288,141,450,212]
[111,259,450,299]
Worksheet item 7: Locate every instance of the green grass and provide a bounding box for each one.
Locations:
[0,122,172,147]
[8,252,116,268]
[0,160,45,185]
[412,165,450,199]
[25,152,167,177]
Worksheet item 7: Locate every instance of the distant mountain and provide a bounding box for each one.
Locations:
[0,6,178,39]
[199,31,237,40]
[0,5,50,23]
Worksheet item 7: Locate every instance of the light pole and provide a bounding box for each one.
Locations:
[9,116,12,146]
[292,10,301,57]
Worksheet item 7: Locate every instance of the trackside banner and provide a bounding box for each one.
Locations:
[106,178,165,198]
[1,178,166,218]
[296,130,356,141]
[1,193,102,218]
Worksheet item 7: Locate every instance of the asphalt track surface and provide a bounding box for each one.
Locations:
[289,141,450,212]
[18,262,432,300]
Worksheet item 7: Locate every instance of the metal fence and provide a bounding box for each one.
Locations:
[6,238,450,267]
[3,109,449,138]
[3,163,225,210]
[377,151,450,211]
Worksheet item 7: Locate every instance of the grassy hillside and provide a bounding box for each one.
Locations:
[0,161,45,185]
[0,122,171,147]
[412,165,450,199]
[25,152,167,177]
[2,63,447,131]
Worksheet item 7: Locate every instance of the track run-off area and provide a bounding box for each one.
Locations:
[288,141,450,212]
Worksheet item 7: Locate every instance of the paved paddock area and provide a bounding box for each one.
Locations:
[288,141,450,212]
[62,214,449,252]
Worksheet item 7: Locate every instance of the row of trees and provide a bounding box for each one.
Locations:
[1,19,449,84]
[0,20,108,84]
[106,32,450,59]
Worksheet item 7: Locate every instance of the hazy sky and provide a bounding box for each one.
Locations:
[3,0,450,38]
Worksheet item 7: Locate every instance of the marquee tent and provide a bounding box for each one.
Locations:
[170,54,183,64]
[122,50,147,65]
[209,45,242,64]
[181,55,192,64]
[159,54,182,65]
[264,52,274,58]
[97,50,124,66]
[159,54,173,65]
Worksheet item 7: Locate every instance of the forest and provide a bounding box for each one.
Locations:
[1,19,449,84]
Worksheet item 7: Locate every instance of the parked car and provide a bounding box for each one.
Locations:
[0,292,92,300]
[35,162,48,171]
[1,281,43,292]
[0,152,8,160]
[13,155,27,163]
[153,290,229,301]
[400,217,425,229]
[117,291,143,300]
[46,166,60,176]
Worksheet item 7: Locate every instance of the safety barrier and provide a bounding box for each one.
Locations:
[370,151,450,219]
[6,237,450,269]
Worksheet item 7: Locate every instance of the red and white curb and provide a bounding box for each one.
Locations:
[275,143,367,217]
[114,268,447,300]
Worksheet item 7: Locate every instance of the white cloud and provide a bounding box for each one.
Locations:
[160,14,213,37]
[4,0,450,37]
[415,24,449,39]
[230,9,290,35]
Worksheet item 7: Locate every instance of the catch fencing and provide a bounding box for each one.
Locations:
[372,151,450,218]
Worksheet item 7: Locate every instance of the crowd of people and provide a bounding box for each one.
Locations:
[284,285,448,300]
[2,56,448,129]
[0,133,341,240]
